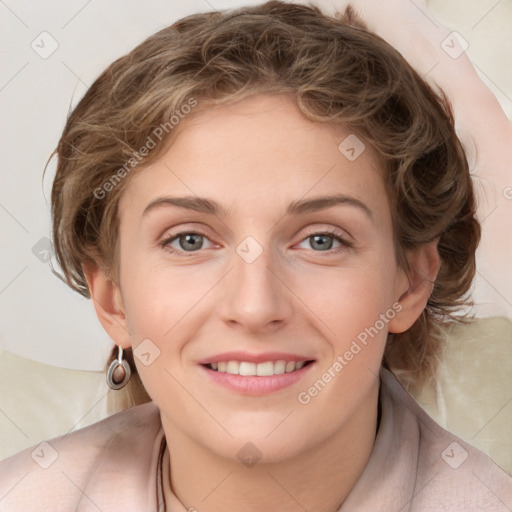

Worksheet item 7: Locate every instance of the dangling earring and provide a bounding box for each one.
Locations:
[106,345,132,390]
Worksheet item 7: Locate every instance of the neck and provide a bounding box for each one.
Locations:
[162,379,380,512]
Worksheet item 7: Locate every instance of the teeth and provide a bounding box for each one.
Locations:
[208,360,309,376]
[240,362,257,376]
[256,361,274,376]
[274,360,286,374]
[226,361,239,375]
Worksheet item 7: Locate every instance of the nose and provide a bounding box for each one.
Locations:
[217,240,294,334]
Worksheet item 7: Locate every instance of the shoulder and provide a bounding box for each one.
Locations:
[381,368,512,511]
[0,401,164,512]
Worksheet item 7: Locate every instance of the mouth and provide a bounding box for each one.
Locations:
[199,356,316,395]
[202,359,315,376]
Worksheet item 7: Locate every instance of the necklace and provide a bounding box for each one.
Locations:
[157,436,167,512]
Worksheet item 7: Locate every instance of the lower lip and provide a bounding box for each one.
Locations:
[199,362,315,395]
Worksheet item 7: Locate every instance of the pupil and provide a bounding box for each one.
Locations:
[181,234,202,251]
[312,234,332,251]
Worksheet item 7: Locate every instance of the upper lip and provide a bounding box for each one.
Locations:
[197,351,315,365]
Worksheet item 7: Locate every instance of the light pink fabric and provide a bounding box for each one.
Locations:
[1,368,511,511]
[338,368,512,511]
[0,400,165,511]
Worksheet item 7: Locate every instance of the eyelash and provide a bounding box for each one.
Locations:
[159,228,353,257]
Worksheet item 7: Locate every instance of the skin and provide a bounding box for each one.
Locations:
[84,93,439,512]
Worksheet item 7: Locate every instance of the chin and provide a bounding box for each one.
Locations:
[215,423,319,465]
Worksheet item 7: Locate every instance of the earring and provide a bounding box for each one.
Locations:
[106,345,132,390]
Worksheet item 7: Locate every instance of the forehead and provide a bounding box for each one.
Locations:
[118,93,388,224]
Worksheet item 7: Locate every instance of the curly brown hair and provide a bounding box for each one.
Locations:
[47,0,480,406]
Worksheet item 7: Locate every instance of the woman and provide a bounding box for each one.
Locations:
[1,1,511,511]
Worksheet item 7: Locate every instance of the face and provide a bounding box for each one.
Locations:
[108,93,413,462]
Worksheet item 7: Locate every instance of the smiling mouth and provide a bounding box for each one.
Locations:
[203,360,315,376]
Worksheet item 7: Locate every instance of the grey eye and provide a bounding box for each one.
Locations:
[176,233,205,251]
[308,234,336,251]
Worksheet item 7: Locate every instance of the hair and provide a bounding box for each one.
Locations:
[47,0,480,410]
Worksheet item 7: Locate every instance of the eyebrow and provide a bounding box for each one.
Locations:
[142,194,373,220]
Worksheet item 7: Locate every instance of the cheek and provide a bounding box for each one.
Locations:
[123,290,190,362]
[317,264,399,382]
[305,254,398,334]
[119,251,200,339]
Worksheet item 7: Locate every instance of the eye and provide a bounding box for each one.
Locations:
[159,228,353,257]
[296,229,353,253]
[160,231,214,256]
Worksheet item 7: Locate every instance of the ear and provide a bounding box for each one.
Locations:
[82,260,131,349]
[388,239,441,334]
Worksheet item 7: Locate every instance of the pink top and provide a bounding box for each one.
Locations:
[1,368,511,511]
